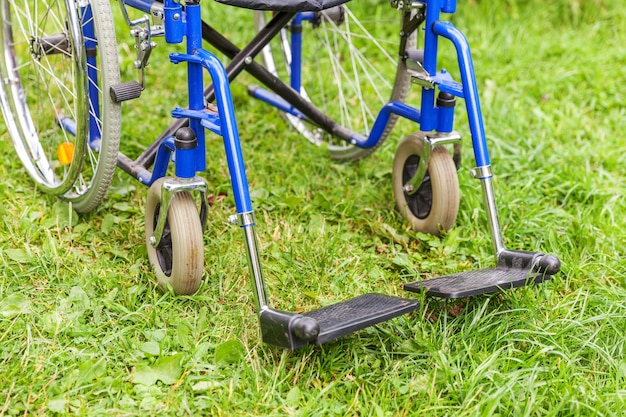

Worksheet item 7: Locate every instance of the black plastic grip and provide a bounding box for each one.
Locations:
[110,81,142,103]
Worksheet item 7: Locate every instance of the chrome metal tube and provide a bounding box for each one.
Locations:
[239,212,268,312]
[479,175,505,257]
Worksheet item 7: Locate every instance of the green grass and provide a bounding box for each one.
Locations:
[2,0,626,415]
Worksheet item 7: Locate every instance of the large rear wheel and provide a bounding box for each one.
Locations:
[254,4,416,161]
[0,0,121,212]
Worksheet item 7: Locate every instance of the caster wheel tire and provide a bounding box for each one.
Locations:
[392,132,460,236]
[145,178,204,295]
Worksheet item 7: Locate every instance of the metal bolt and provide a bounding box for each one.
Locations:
[173,13,180,21]
[149,236,157,246]
[403,184,414,193]
[244,56,253,65]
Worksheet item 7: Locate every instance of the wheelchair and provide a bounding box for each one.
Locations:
[0,0,560,349]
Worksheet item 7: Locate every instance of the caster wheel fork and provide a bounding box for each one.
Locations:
[392,131,461,236]
[145,177,206,295]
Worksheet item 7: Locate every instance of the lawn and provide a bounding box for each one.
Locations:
[1,0,625,415]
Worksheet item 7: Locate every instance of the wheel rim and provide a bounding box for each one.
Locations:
[0,0,120,212]
[153,205,174,277]
[0,0,88,194]
[402,154,433,220]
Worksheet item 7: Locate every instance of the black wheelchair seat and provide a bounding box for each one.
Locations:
[215,0,350,12]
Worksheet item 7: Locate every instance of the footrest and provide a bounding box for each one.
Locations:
[303,293,420,344]
[259,293,419,349]
[405,267,551,298]
[404,250,561,299]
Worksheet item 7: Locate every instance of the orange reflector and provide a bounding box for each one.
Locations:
[57,142,75,165]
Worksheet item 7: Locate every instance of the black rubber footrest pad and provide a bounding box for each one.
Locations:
[302,293,419,344]
[110,81,142,103]
[404,267,552,299]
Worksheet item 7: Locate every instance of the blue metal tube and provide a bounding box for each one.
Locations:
[150,136,177,184]
[81,6,101,147]
[193,49,253,214]
[290,13,314,93]
[164,0,184,44]
[184,2,206,173]
[249,87,306,119]
[437,105,454,133]
[290,27,302,92]
[175,147,196,178]
[433,20,490,167]
[124,0,155,13]
[351,102,421,148]
[420,0,442,132]
[58,116,77,137]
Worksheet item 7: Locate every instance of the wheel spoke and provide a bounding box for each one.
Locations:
[0,0,120,212]
[254,5,414,161]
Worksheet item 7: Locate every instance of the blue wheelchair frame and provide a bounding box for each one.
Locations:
[79,0,560,349]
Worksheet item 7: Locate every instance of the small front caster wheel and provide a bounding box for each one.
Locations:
[392,132,460,236]
[145,178,204,294]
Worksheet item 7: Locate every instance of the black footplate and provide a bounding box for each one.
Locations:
[260,293,420,350]
[404,250,561,299]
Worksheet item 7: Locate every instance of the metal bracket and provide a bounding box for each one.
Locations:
[390,0,425,13]
[403,131,462,195]
[228,212,255,227]
[131,23,157,88]
[118,0,164,26]
[406,55,435,90]
[118,0,165,88]
[470,164,493,180]
[149,176,209,247]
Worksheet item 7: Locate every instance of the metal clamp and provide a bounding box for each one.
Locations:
[118,0,165,88]
[406,59,435,90]
[149,176,208,247]
[470,164,492,180]
[118,0,164,26]
[403,131,462,195]
[228,212,256,227]
[390,0,425,13]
